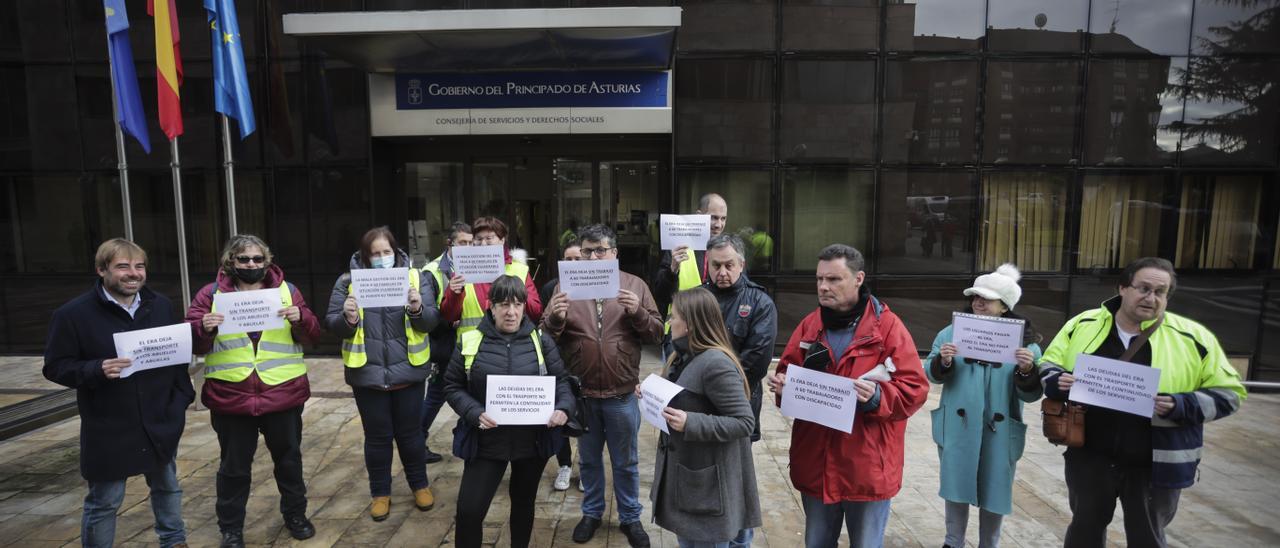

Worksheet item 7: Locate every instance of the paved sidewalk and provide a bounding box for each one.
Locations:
[0,353,1277,547]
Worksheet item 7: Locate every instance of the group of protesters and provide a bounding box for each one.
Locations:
[43,192,1246,548]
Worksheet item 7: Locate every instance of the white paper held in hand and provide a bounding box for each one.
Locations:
[452,245,506,284]
[1068,353,1161,417]
[350,267,409,308]
[660,214,711,251]
[639,374,685,433]
[558,259,620,301]
[113,323,193,378]
[212,288,285,335]
[780,366,857,433]
[485,375,556,425]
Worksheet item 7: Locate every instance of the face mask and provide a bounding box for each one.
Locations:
[371,255,396,269]
[234,267,266,284]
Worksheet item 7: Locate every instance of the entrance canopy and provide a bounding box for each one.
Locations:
[282,7,681,72]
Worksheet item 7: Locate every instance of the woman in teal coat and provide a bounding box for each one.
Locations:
[926,264,1042,548]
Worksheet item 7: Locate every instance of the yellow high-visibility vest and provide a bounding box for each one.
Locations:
[664,256,702,335]
[205,283,306,385]
[458,261,530,339]
[341,269,430,368]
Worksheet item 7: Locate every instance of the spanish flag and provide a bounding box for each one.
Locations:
[148,0,183,139]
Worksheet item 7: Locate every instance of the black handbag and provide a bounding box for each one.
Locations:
[562,375,590,437]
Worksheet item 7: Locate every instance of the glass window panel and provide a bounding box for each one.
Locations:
[676,59,773,162]
[468,0,570,7]
[781,60,875,164]
[1259,285,1280,380]
[4,66,82,172]
[781,0,878,51]
[5,175,122,274]
[886,0,986,52]
[871,278,1067,353]
[977,172,1068,272]
[306,62,370,164]
[0,0,72,62]
[1089,0,1192,55]
[267,170,312,275]
[987,0,1088,52]
[1084,58,1185,166]
[678,170,773,272]
[1180,60,1279,166]
[5,277,122,353]
[1192,0,1280,55]
[1076,175,1167,270]
[573,0,669,5]
[781,169,873,272]
[405,162,465,265]
[265,58,306,166]
[883,60,979,164]
[877,171,974,274]
[273,0,366,59]
[311,167,372,271]
[677,1,774,52]
[603,161,664,279]
[1073,276,1263,355]
[1175,174,1263,269]
[983,61,1082,165]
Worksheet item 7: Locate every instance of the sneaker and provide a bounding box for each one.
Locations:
[424,446,443,464]
[370,496,391,521]
[554,465,572,491]
[284,515,315,540]
[414,487,435,511]
[620,521,651,547]
[572,516,601,543]
[577,476,585,492]
[219,530,245,548]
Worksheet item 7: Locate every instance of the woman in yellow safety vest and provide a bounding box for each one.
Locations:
[324,226,440,521]
[184,234,324,546]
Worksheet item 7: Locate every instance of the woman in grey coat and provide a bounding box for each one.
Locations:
[325,226,440,521]
[644,287,762,547]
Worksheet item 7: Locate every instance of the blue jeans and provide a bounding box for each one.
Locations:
[678,528,754,548]
[353,382,429,496]
[578,393,642,523]
[420,374,447,440]
[800,493,891,548]
[82,459,186,548]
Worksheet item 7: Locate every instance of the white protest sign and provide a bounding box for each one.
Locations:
[350,267,409,308]
[951,312,1025,364]
[452,245,506,284]
[213,288,285,335]
[485,375,556,425]
[1069,353,1161,417]
[113,323,192,378]
[780,365,857,433]
[660,214,711,250]
[558,259,620,301]
[639,374,685,433]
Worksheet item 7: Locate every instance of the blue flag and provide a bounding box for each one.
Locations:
[206,0,256,139]
[104,0,151,153]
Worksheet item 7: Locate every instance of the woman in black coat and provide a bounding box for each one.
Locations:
[444,275,574,548]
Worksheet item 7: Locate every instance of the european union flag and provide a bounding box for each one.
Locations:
[206,0,256,138]
[105,0,151,153]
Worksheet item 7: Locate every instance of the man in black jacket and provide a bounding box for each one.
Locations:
[43,239,195,548]
[703,233,777,442]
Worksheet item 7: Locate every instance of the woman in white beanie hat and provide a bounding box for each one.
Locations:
[925,263,1043,548]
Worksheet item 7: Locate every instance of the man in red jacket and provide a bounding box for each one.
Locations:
[768,244,929,548]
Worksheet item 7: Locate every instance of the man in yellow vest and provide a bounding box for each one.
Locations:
[440,216,543,334]
[1039,257,1246,547]
[420,221,472,463]
[185,235,325,547]
[652,193,728,353]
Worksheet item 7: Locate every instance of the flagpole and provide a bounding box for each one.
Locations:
[169,137,192,310]
[220,114,238,236]
[105,30,134,241]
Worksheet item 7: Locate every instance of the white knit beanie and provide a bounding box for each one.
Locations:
[964,263,1023,310]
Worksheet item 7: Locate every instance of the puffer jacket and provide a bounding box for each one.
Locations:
[443,314,574,462]
[324,249,440,389]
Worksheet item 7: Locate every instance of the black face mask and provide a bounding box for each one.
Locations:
[234,267,266,284]
[672,335,691,356]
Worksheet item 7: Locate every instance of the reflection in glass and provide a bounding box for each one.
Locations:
[1077,175,1165,270]
[677,0,774,52]
[1088,0,1193,55]
[883,60,979,164]
[5,175,121,273]
[781,60,876,163]
[1084,58,1185,166]
[1175,174,1262,269]
[311,167,372,269]
[676,59,773,162]
[1192,0,1280,55]
[978,172,1067,272]
[983,61,1082,164]
[782,0,878,51]
[1178,60,1279,166]
[678,170,773,272]
[405,163,464,265]
[873,278,1068,352]
[603,161,662,278]
[472,163,511,221]
[781,170,873,272]
[885,0,985,51]
[877,172,973,274]
[987,0,1089,51]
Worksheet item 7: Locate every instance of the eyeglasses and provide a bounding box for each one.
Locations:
[1127,284,1170,299]
[235,255,266,265]
[580,247,614,257]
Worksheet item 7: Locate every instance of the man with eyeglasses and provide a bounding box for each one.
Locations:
[420,222,472,464]
[1039,257,1246,548]
[543,224,663,547]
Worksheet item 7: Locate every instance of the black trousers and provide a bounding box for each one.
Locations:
[1064,448,1181,548]
[454,457,548,548]
[556,438,572,467]
[210,406,308,532]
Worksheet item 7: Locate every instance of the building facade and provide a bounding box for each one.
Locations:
[1,0,1278,380]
